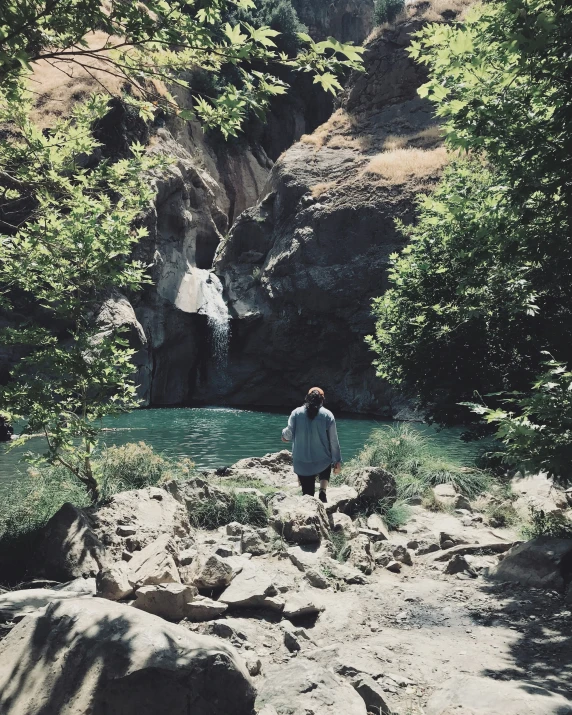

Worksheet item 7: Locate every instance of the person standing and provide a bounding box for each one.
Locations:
[281,387,342,503]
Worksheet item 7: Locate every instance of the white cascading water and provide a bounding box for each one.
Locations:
[196,270,231,368]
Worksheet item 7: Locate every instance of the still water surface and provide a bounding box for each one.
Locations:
[0,406,478,486]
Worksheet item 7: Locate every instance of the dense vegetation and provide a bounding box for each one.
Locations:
[0,0,363,501]
[369,0,572,482]
[374,0,405,25]
[0,442,194,547]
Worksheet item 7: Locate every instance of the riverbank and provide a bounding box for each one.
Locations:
[1,449,571,715]
[0,406,480,487]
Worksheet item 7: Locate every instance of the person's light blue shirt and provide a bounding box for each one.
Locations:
[282,406,342,476]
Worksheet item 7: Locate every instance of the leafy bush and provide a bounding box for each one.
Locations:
[521,506,572,540]
[227,0,308,56]
[466,360,572,487]
[374,0,405,25]
[369,0,572,438]
[189,491,269,530]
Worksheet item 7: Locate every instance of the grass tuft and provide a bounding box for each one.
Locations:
[362,147,449,184]
[380,499,411,529]
[352,424,492,500]
[98,441,195,497]
[330,530,350,562]
[189,491,268,530]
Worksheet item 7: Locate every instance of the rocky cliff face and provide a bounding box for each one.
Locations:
[2,4,462,414]
[294,0,375,44]
[107,5,378,407]
[211,11,455,414]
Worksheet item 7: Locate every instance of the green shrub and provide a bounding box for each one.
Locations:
[0,463,91,546]
[380,499,411,529]
[521,505,572,540]
[189,491,269,530]
[466,360,572,487]
[98,441,195,497]
[374,0,405,25]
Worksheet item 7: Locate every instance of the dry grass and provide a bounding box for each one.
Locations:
[366,0,473,41]
[300,110,361,151]
[28,31,167,126]
[410,0,474,22]
[383,126,443,152]
[310,181,337,198]
[362,146,449,183]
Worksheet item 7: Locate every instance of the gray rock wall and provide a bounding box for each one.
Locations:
[211,17,446,414]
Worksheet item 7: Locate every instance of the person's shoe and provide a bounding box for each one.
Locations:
[318,490,327,503]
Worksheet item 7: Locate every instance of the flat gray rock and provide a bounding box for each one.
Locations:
[426,675,572,714]
[256,659,367,715]
[0,589,93,622]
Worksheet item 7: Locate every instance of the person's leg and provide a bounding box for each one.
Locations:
[318,465,331,503]
[297,474,316,497]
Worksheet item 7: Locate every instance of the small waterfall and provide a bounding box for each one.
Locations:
[197,270,230,368]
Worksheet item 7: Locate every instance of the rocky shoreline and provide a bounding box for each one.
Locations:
[1,451,571,714]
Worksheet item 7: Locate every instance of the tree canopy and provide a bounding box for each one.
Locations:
[0,0,363,136]
[369,0,572,478]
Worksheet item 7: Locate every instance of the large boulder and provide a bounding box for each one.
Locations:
[270,493,330,544]
[38,503,106,581]
[325,485,359,515]
[241,527,269,556]
[0,586,94,623]
[96,562,134,601]
[0,597,256,715]
[256,659,367,715]
[91,486,192,559]
[332,512,358,539]
[425,675,572,715]
[347,534,375,575]
[164,477,236,520]
[511,473,570,518]
[185,596,229,622]
[488,537,572,591]
[346,467,397,508]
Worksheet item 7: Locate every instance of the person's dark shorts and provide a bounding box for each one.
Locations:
[296,465,331,497]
